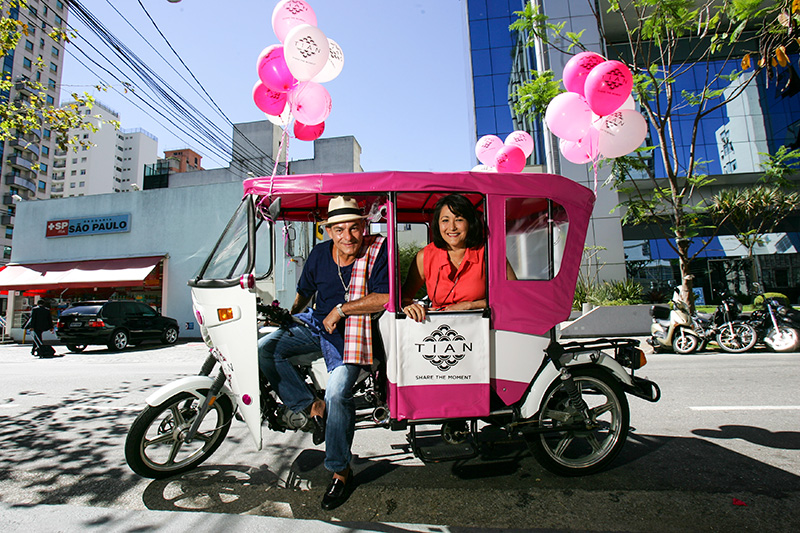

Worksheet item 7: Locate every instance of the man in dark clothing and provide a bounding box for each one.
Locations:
[26,300,54,355]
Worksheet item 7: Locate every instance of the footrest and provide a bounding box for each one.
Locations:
[413,436,478,463]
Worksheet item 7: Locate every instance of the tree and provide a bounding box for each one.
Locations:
[1,0,111,158]
[511,0,800,311]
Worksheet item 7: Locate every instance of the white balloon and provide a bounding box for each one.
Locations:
[595,109,648,158]
[591,94,636,126]
[272,0,317,43]
[266,102,293,127]
[283,24,330,82]
[504,130,534,158]
[311,38,344,83]
[475,135,503,166]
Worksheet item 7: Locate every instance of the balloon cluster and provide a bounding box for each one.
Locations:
[545,52,647,164]
[472,130,533,173]
[252,0,343,141]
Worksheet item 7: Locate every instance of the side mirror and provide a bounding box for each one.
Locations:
[267,197,281,222]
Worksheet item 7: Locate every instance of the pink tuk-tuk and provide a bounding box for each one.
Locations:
[125,171,659,479]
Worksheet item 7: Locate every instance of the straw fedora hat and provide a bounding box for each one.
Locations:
[321,196,367,226]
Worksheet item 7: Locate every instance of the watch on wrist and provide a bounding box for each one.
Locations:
[336,303,346,318]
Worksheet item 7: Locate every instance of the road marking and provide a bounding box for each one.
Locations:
[690,405,800,411]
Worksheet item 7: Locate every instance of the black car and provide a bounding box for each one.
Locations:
[56,300,179,352]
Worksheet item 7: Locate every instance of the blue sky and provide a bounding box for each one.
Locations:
[60,0,475,173]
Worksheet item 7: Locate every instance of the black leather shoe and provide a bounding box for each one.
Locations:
[321,469,353,510]
[311,415,326,445]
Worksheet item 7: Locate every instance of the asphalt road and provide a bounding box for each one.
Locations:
[1,339,799,532]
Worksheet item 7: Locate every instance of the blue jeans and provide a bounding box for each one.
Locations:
[258,323,362,473]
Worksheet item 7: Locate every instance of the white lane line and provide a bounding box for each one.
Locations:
[690,406,800,411]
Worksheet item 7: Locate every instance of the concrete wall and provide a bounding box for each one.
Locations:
[10,182,247,337]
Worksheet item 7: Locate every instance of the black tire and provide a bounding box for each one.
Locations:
[716,322,757,353]
[66,344,87,353]
[124,390,233,479]
[673,328,700,354]
[764,327,800,353]
[527,367,629,476]
[161,325,179,345]
[108,329,129,351]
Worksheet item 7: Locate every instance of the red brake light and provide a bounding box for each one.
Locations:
[56,320,64,329]
[88,319,105,328]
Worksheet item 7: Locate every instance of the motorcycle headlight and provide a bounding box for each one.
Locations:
[778,307,788,317]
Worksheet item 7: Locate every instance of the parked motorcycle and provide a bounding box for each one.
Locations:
[747,292,800,352]
[648,290,757,354]
[124,171,662,480]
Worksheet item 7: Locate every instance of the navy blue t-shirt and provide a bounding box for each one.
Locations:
[297,239,389,353]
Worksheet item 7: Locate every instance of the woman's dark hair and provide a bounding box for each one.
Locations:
[431,194,484,250]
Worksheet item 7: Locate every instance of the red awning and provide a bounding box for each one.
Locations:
[0,256,163,291]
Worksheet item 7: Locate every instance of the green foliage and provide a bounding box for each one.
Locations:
[398,243,426,300]
[0,0,109,152]
[512,70,562,119]
[753,292,790,309]
[574,279,644,308]
[759,146,800,189]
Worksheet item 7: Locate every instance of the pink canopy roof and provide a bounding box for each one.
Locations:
[244,171,595,336]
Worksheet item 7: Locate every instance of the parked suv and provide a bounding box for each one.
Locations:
[56,300,179,352]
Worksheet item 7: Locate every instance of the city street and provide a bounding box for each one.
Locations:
[1,340,799,532]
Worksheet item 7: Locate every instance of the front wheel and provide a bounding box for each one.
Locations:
[124,390,233,479]
[716,322,757,353]
[764,327,800,353]
[673,328,700,354]
[527,368,629,476]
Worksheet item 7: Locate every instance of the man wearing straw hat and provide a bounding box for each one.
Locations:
[258,195,389,510]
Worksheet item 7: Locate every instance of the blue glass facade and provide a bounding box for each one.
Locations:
[468,2,530,139]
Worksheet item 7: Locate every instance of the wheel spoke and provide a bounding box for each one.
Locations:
[143,432,174,448]
[586,433,604,453]
[543,408,572,423]
[552,434,574,458]
[170,405,187,427]
[165,439,184,466]
[592,400,614,417]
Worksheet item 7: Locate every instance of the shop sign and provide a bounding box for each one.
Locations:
[46,214,131,238]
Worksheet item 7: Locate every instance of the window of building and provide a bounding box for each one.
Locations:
[39,163,48,173]
[43,128,51,139]
[46,95,54,105]
[82,133,89,138]
[72,158,77,164]
[51,46,59,57]
[3,246,11,260]
[54,14,63,26]
[43,5,49,16]
[56,0,65,10]
[41,145,49,156]
[24,40,33,51]
[70,170,76,176]
[28,6,37,16]
[35,71,41,81]
[39,37,44,48]
[79,181,85,187]
[38,180,46,191]
[22,57,32,69]
[69,182,75,188]
[80,169,86,175]
[47,78,56,90]
[5,228,13,239]
[49,62,57,73]
[80,157,86,162]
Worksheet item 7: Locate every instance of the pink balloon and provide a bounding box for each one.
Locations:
[294,120,325,141]
[272,0,317,43]
[544,92,593,142]
[475,135,503,166]
[562,52,605,96]
[495,145,526,173]
[584,60,633,116]
[504,130,534,158]
[559,128,600,164]
[595,109,648,158]
[289,82,331,125]
[253,81,288,115]
[257,45,297,93]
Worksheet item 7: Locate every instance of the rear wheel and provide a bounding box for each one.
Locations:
[764,327,800,353]
[108,329,129,351]
[124,390,233,479]
[66,344,86,353]
[673,329,700,354]
[527,368,629,476]
[716,322,757,353]
[161,325,179,345]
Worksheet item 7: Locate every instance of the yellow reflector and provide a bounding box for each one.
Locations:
[638,350,647,368]
[218,308,234,321]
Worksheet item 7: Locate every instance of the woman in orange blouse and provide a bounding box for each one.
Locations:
[401,194,488,322]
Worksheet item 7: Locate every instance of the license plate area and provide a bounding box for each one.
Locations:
[69,322,83,328]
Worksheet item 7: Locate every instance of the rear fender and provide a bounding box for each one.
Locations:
[145,375,233,407]
[519,354,634,419]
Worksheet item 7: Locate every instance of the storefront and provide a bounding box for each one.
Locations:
[0,181,257,342]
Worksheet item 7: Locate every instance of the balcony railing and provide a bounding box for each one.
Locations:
[50,185,64,193]
[6,155,35,172]
[4,174,37,193]
[53,159,66,168]
[8,139,40,159]
[6,169,34,182]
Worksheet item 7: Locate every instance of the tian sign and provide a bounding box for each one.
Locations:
[46,214,131,238]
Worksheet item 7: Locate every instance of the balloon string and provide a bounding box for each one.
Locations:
[592,158,599,195]
[268,123,291,199]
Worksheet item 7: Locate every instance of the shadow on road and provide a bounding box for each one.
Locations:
[692,425,800,450]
